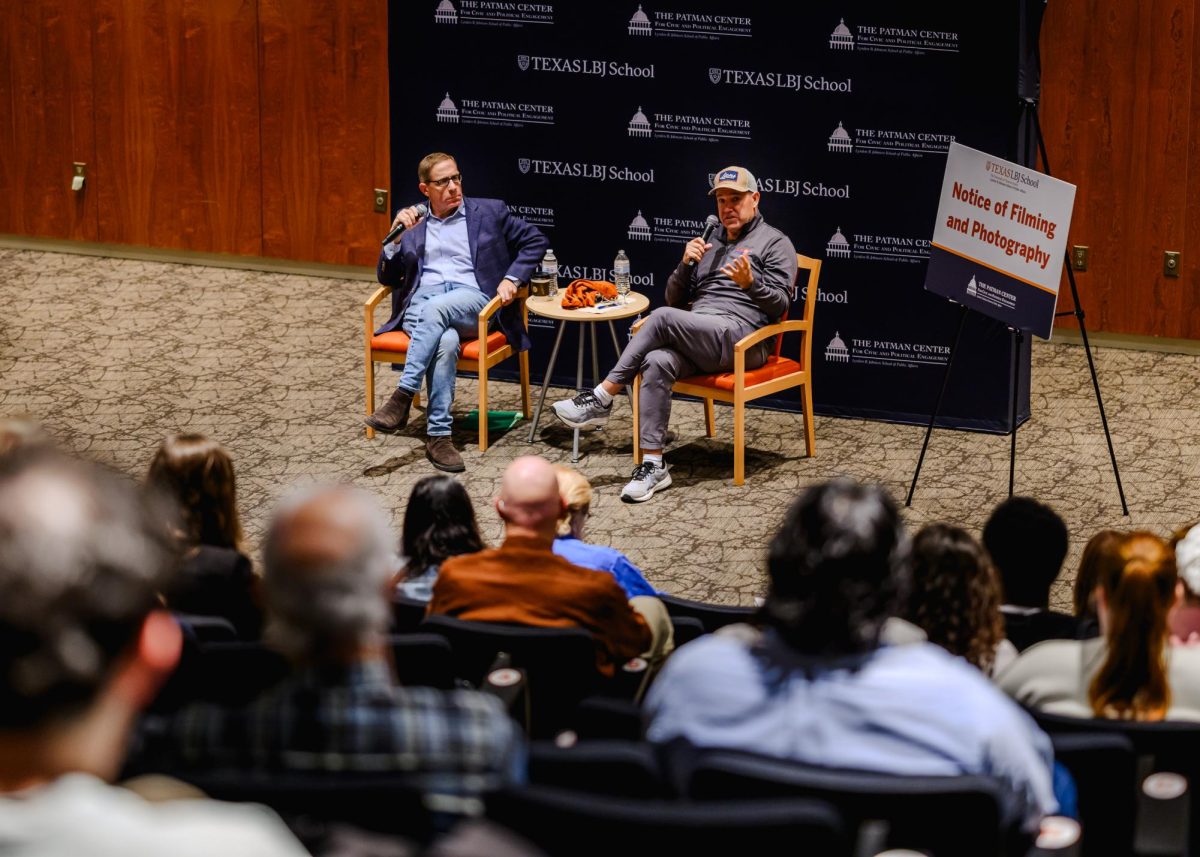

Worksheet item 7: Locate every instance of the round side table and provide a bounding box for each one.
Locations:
[526,292,650,462]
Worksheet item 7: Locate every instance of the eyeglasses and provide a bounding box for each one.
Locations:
[428,173,463,189]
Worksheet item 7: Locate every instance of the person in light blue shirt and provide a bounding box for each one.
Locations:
[552,465,659,599]
[644,479,1059,832]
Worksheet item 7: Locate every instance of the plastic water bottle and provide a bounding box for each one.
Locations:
[542,249,558,296]
[614,249,631,302]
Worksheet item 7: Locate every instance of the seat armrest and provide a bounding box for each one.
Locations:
[733,319,809,353]
[478,284,529,323]
[365,285,392,312]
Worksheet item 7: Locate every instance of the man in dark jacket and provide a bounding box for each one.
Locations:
[367,152,547,472]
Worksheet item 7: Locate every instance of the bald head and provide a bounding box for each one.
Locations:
[263,484,396,664]
[496,456,563,538]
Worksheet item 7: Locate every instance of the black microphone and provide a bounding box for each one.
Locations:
[381,203,429,246]
[687,215,721,268]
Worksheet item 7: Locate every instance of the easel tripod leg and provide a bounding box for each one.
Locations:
[907,304,969,507]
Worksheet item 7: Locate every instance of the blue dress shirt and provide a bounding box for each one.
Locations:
[552,536,659,599]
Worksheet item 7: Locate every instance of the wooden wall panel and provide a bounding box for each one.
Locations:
[258,0,390,267]
[0,3,97,240]
[1043,0,1196,339]
[92,0,262,254]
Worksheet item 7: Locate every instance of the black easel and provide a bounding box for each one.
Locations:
[906,99,1129,515]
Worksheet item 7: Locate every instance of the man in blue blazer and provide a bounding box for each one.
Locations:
[368,153,547,472]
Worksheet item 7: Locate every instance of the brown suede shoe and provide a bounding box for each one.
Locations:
[425,436,465,472]
[364,387,414,433]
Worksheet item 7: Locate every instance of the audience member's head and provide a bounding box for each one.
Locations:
[1073,529,1126,620]
[764,479,910,657]
[555,465,593,539]
[147,433,242,550]
[263,484,397,666]
[0,416,49,459]
[1172,522,1200,603]
[401,475,484,578]
[1089,532,1177,720]
[0,450,181,783]
[495,456,564,540]
[982,496,1069,608]
[907,523,1005,673]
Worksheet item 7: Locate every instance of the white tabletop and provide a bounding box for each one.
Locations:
[526,291,650,322]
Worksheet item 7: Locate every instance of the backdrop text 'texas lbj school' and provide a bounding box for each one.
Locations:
[389,0,1037,431]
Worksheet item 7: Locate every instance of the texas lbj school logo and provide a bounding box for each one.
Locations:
[518,159,531,175]
[708,67,722,84]
[517,54,531,71]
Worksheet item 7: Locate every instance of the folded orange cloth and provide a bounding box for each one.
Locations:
[561,279,618,309]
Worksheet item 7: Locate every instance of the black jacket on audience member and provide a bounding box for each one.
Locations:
[167,545,262,640]
[1001,607,1079,653]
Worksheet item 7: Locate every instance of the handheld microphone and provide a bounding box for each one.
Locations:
[381,203,429,246]
[687,215,721,268]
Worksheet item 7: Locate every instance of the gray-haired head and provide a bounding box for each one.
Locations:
[0,450,177,730]
[262,483,398,665]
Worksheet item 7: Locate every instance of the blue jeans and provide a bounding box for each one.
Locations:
[398,282,490,437]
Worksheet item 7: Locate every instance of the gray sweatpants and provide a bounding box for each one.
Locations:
[606,307,768,449]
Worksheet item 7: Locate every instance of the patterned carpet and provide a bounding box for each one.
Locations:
[3,247,1198,610]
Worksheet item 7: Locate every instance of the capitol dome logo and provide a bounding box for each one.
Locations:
[966,275,978,297]
[435,92,459,124]
[828,121,852,153]
[826,227,852,259]
[829,17,854,49]
[825,331,851,363]
[434,0,458,24]
[629,4,652,36]
[628,106,652,138]
[628,211,651,240]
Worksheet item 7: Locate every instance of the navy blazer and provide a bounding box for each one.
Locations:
[375,197,548,352]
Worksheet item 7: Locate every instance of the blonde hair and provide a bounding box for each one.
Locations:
[554,465,592,537]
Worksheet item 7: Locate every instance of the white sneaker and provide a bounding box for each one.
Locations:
[621,461,672,502]
[553,390,612,429]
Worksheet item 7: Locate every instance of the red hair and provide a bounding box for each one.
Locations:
[1089,533,1176,720]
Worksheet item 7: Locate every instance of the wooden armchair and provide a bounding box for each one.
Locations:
[363,286,531,451]
[631,254,821,485]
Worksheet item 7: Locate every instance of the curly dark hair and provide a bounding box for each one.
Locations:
[401,475,485,574]
[906,523,1005,673]
[764,479,910,657]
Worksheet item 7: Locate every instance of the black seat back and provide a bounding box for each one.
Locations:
[389,632,454,689]
[419,615,600,737]
[658,593,757,634]
[486,785,850,856]
[685,749,1022,856]
[528,740,665,799]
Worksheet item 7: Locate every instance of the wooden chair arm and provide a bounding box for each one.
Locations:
[365,285,393,343]
[477,284,529,345]
[733,319,811,353]
[365,285,392,312]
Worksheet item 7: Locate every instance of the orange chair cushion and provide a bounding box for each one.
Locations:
[371,330,508,360]
[680,356,802,392]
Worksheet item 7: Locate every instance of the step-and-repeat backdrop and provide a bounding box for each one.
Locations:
[388,1,1041,431]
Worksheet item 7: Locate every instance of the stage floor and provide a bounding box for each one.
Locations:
[3,247,1197,610]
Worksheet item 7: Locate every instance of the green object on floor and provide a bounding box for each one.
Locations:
[462,410,524,432]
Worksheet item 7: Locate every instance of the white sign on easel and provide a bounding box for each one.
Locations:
[924,142,1076,339]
